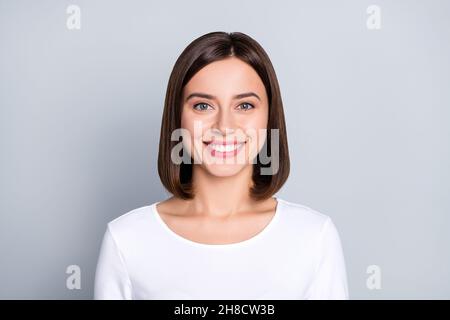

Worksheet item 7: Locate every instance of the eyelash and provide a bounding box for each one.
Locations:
[193,102,255,111]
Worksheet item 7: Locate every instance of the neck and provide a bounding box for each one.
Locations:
[186,164,256,218]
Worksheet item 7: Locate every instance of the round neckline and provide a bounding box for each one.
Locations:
[151,197,283,249]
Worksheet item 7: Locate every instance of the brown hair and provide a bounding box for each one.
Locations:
[157,31,290,200]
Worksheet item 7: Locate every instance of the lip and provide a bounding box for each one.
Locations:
[202,138,247,145]
[203,140,246,158]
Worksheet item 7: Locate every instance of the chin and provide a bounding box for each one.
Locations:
[201,163,249,177]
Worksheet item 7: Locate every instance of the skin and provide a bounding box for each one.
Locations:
[156,56,278,245]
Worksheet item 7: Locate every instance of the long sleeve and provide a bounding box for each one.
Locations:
[94,225,133,300]
[306,217,349,300]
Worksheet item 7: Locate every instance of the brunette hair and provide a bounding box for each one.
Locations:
[157,31,290,200]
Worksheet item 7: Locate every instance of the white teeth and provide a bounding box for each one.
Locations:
[209,143,243,153]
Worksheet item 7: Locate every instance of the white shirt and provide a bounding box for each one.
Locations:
[94,197,349,300]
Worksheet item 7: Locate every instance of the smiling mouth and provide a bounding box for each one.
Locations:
[202,140,247,155]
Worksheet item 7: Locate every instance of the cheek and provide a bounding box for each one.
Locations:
[181,108,209,132]
[247,114,268,128]
[241,113,269,159]
[243,113,269,138]
[251,105,269,126]
[180,108,191,130]
[180,116,208,160]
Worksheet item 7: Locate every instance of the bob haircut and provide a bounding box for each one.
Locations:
[157,31,290,201]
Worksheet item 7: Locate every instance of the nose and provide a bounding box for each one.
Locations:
[211,107,235,136]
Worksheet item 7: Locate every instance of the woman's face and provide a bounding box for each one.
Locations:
[180,56,269,177]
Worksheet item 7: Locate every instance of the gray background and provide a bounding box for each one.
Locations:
[1,0,449,299]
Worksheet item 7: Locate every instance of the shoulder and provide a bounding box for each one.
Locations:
[277,197,330,226]
[276,198,346,264]
[105,202,158,242]
[276,197,336,240]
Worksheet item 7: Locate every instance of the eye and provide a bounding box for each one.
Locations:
[193,103,213,111]
[237,102,255,111]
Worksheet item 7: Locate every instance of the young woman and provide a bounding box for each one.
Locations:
[94,31,349,300]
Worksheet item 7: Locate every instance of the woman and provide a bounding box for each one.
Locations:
[94,31,349,300]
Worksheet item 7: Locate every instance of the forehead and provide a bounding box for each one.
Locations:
[182,57,267,100]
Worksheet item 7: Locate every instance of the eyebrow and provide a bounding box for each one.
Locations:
[185,92,261,102]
